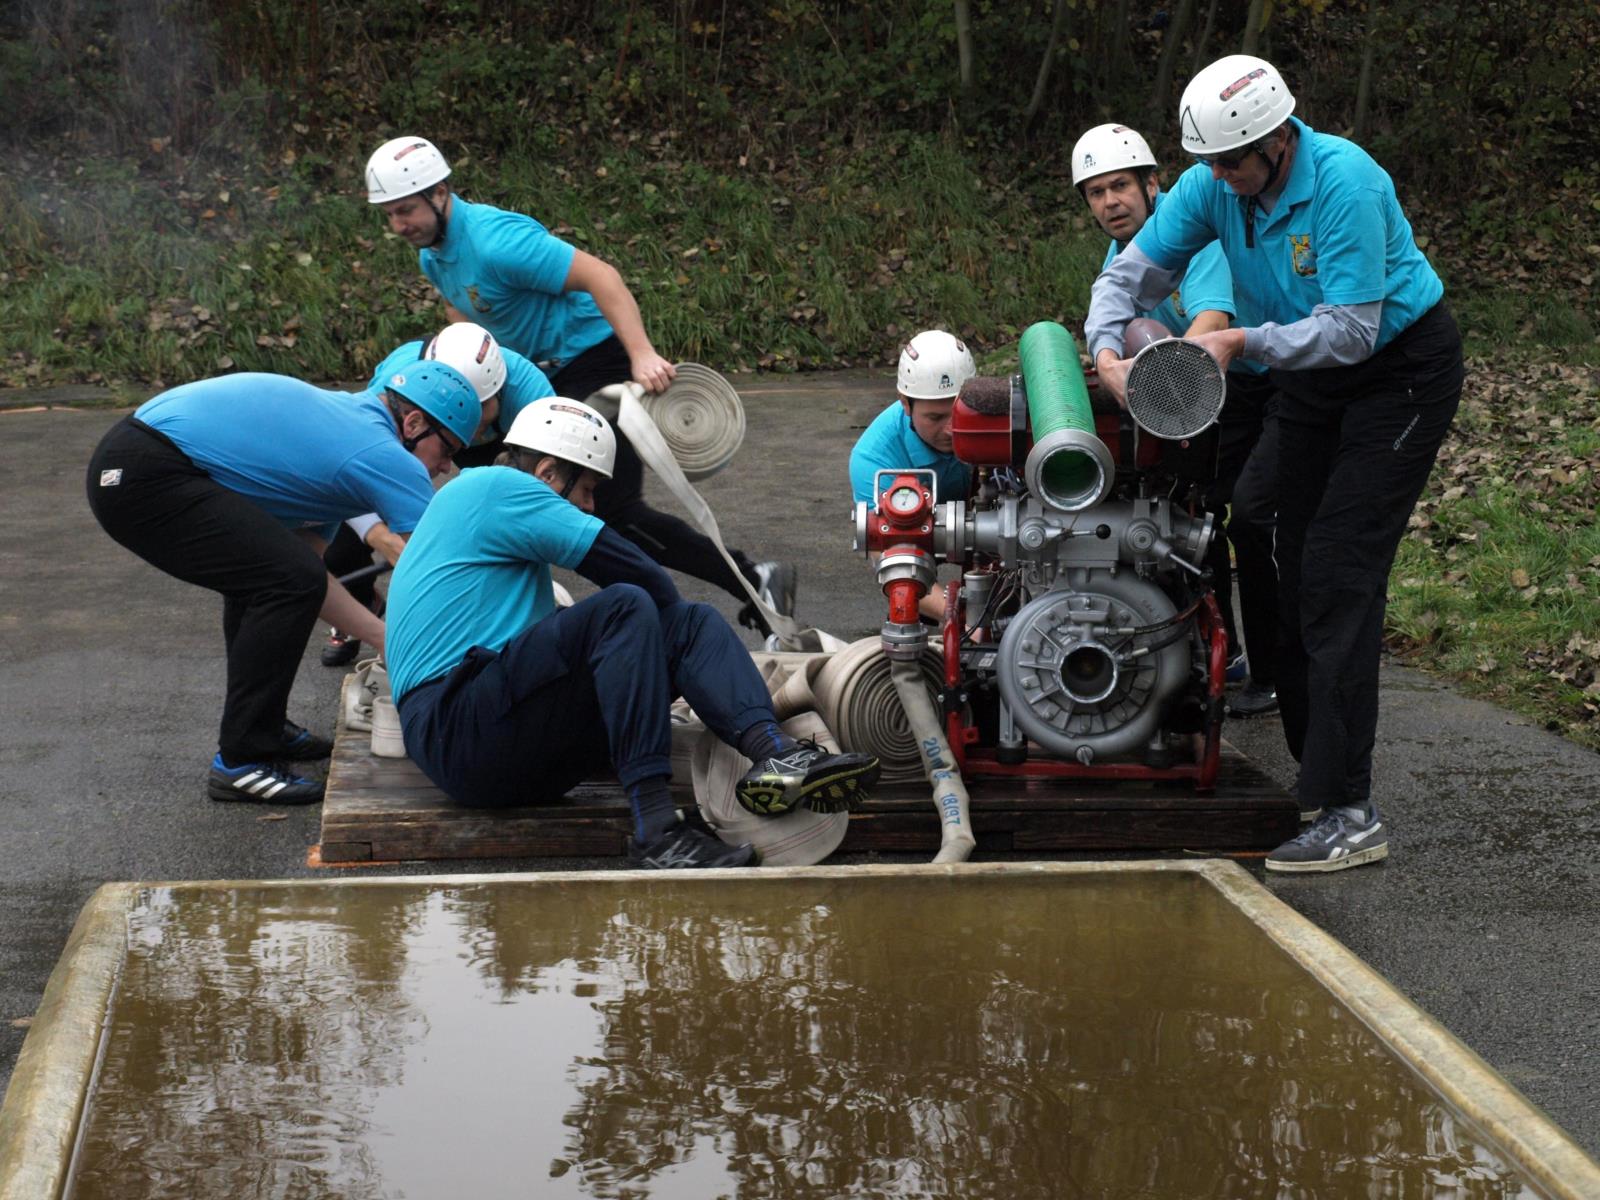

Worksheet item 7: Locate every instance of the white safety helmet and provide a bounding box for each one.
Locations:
[1070,123,1158,187]
[505,398,617,479]
[423,323,507,403]
[897,330,977,401]
[365,136,451,203]
[1179,55,1296,156]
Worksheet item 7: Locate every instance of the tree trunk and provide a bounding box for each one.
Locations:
[954,0,974,94]
[1108,0,1131,87]
[1352,4,1379,142]
[1023,0,1072,125]
[1151,0,1197,118]
[1241,0,1266,55]
[1192,0,1220,73]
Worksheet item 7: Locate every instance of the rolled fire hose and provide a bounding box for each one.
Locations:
[640,363,746,480]
[890,657,976,864]
[768,637,945,785]
[595,377,846,653]
[1018,321,1115,511]
[692,710,850,866]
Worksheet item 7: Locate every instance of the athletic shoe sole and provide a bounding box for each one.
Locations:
[737,757,880,816]
[1264,842,1388,873]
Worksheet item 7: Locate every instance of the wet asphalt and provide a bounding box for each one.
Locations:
[1,377,1596,1156]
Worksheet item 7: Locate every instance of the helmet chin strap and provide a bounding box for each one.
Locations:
[386,397,431,452]
[424,190,449,248]
[1243,131,1291,250]
[556,464,581,500]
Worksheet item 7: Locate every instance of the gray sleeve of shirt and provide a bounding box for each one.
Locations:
[1084,244,1186,362]
[1241,301,1383,368]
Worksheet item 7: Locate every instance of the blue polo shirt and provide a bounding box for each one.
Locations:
[849,402,971,505]
[135,373,435,535]
[1134,118,1443,353]
[1101,192,1237,337]
[370,339,555,439]
[385,466,604,700]
[419,197,615,370]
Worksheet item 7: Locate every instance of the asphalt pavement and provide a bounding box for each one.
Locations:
[1,376,1596,1155]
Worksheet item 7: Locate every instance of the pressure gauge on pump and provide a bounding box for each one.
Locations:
[888,485,924,517]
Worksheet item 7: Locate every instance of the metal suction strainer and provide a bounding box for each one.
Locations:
[1124,338,1226,439]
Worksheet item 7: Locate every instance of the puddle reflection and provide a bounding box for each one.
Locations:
[67,875,1545,1199]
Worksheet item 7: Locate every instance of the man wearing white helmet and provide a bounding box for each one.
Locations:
[384,398,881,870]
[87,365,480,806]
[849,330,977,505]
[318,322,560,666]
[1072,121,1281,719]
[1085,56,1464,873]
[365,135,796,639]
[848,330,977,620]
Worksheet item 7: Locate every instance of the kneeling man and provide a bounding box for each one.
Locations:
[384,398,880,869]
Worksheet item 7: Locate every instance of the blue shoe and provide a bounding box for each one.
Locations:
[1225,652,1248,684]
[207,755,324,804]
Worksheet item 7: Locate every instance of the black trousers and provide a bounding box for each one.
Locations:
[87,417,328,763]
[548,336,765,623]
[1270,302,1463,809]
[1202,370,1279,683]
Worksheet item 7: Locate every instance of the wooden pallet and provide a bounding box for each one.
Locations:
[320,719,1298,864]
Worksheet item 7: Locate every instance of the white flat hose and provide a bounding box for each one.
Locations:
[598,379,843,653]
[889,657,976,864]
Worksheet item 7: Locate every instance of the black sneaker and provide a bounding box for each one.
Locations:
[1227,680,1279,718]
[321,629,361,667]
[627,818,756,869]
[280,720,334,760]
[737,740,880,816]
[1265,805,1388,873]
[207,755,324,804]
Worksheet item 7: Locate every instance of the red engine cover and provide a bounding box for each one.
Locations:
[950,372,1162,470]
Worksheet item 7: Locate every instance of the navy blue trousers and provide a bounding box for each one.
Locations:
[1270,303,1463,809]
[397,586,774,807]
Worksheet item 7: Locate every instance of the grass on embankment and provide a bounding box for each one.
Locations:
[1388,354,1600,751]
[6,140,1599,750]
[2,136,1102,389]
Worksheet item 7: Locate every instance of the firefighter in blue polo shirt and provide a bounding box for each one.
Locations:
[1085,55,1463,873]
[1072,121,1281,718]
[87,366,479,805]
[385,398,880,870]
[363,136,795,638]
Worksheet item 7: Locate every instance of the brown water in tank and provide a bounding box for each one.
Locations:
[65,874,1546,1199]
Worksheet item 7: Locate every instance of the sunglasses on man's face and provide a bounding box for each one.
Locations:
[1193,148,1253,170]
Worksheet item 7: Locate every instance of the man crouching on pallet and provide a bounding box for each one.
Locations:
[382,397,880,869]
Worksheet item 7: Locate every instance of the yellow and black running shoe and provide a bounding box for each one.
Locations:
[736,740,880,816]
